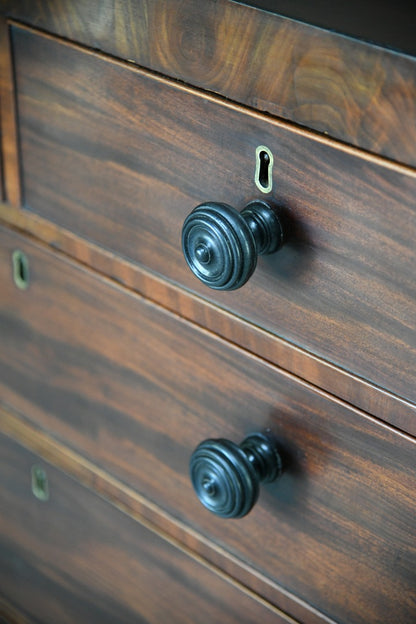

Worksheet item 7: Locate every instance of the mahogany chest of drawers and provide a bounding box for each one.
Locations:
[0,2,415,623]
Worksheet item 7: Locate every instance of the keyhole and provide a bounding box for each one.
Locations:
[12,250,30,290]
[31,465,50,502]
[255,146,273,193]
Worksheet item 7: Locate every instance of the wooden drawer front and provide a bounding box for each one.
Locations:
[12,26,416,405]
[0,434,286,624]
[1,227,415,624]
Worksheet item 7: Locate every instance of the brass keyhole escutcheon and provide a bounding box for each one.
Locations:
[12,249,30,290]
[255,145,273,194]
[31,465,49,502]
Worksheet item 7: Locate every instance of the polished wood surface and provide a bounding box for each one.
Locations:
[0,404,335,624]
[1,227,415,624]
[0,599,33,624]
[1,3,415,623]
[0,19,21,206]
[238,0,416,56]
[1,203,415,436]
[0,432,288,624]
[2,0,416,166]
[12,26,416,406]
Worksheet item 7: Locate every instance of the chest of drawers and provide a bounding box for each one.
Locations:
[1,2,415,623]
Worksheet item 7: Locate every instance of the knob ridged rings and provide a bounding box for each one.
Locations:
[182,203,257,291]
[190,439,259,518]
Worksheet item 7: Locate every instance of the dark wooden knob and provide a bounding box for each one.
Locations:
[190,433,283,518]
[182,200,284,290]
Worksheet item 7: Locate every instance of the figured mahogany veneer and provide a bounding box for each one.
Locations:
[238,1,416,56]
[11,26,416,407]
[2,0,416,166]
[1,227,415,624]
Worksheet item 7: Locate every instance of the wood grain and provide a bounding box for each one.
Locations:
[1,204,415,436]
[11,26,416,406]
[0,403,336,624]
[2,1,416,166]
[1,226,415,624]
[0,433,289,624]
[236,0,416,56]
[0,597,36,624]
[0,18,21,205]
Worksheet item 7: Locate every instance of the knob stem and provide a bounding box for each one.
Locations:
[241,201,283,256]
[240,432,283,483]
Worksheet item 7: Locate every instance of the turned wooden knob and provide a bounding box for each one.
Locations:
[190,433,283,518]
[182,200,284,290]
